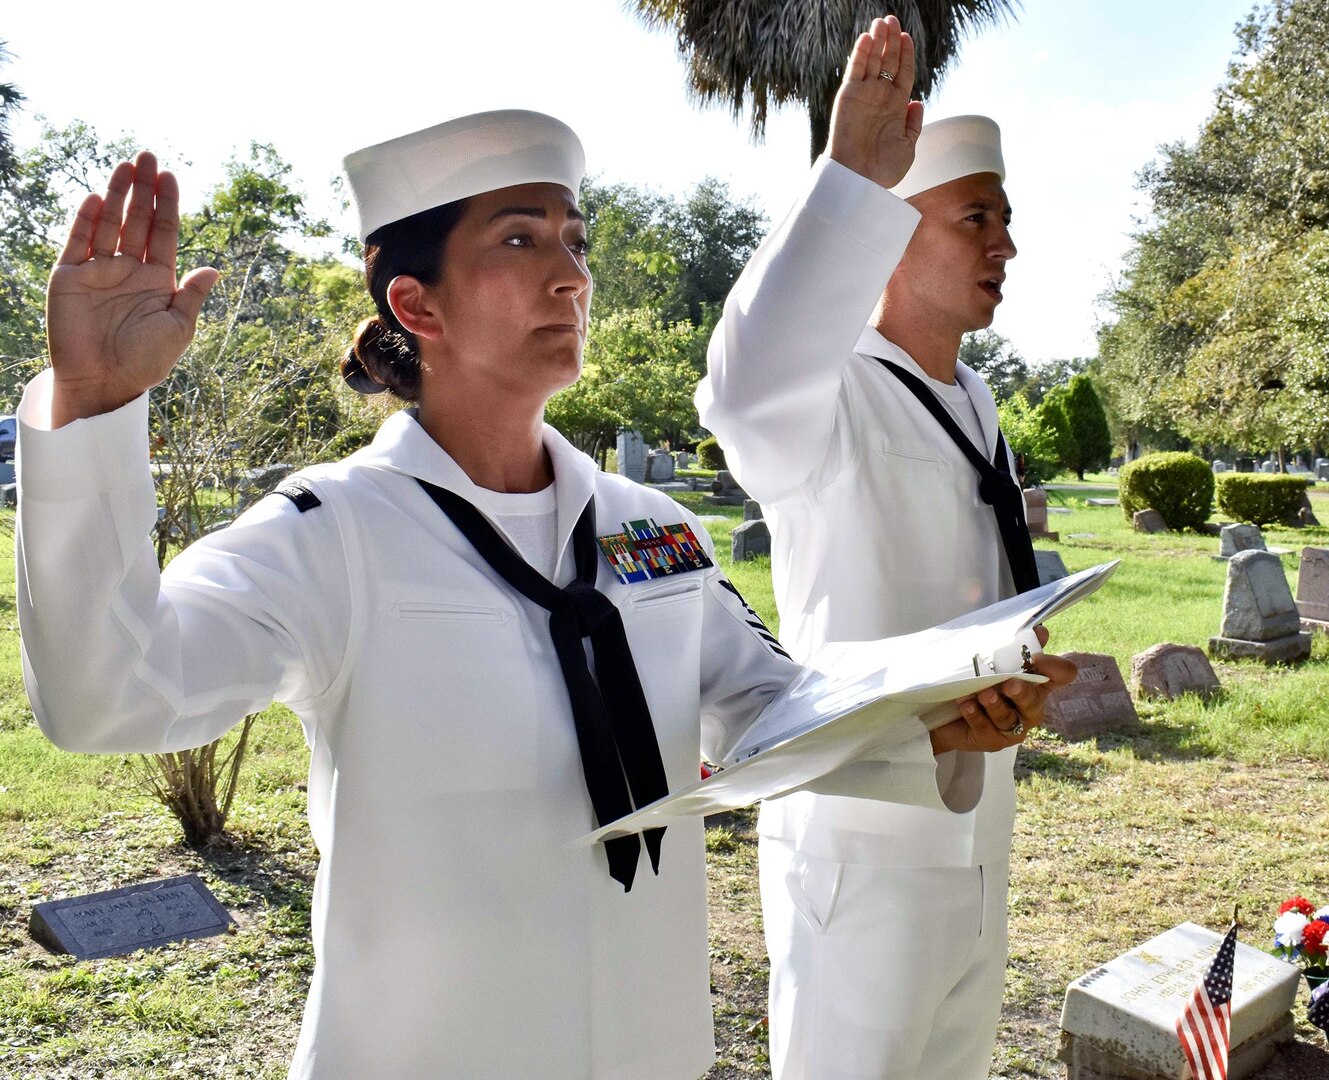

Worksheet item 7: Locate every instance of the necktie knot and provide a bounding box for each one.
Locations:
[564,578,616,635]
[978,471,1017,508]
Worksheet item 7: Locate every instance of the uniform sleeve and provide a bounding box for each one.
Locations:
[15,370,350,755]
[694,157,921,504]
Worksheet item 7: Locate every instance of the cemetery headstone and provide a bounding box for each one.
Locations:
[731,519,771,562]
[674,450,691,470]
[29,875,234,960]
[1295,491,1320,527]
[1087,497,1120,507]
[705,470,748,506]
[0,483,15,509]
[0,461,14,485]
[1216,523,1266,559]
[1209,549,1312,663]
[1212,460,1228,473]
[616,430,645,484]
[1041,652,1138,739]
[645,449,675,483]
[1296,546,1329,632]
[1317,458,1329,482]
[1035,549,1069,585]
[1023,487,1059,540]
[1132,509,1168,534]
[1261,460,1277,473]
[742,499,764,522]
[1130,644,1220,702]
[1058,922,1299,1080]
[1236,457,1254,473]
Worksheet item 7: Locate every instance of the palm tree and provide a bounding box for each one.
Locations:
[0,41,25,184]
[630,1,1019,160]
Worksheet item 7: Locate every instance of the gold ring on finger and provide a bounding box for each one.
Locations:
[878,70,896,83]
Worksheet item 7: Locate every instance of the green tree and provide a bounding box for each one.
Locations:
[629,0,1018,159]
[996,392,1057,486]
[1057,374,1112,480]
[958,329,1028,402]
[0,40,24,185]
[1098,0,1329,459]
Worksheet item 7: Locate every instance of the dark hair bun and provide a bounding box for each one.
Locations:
[343,317,420,399]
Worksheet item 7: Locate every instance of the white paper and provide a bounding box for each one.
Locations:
[582,560,1118,844]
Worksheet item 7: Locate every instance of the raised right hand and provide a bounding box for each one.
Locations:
[826,15,925,189]
[46,151,219,426]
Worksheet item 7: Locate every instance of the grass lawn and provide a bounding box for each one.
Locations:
[2,493,1329,1078]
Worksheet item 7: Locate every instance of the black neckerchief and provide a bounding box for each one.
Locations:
[417,480,668,891]
[873,357,1040,594]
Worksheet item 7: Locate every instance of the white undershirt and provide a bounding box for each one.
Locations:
[927,373,986,455]
[472,483,560,581]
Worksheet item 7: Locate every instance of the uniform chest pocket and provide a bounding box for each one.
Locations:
[368,594,538,793]
[627,580,704,610]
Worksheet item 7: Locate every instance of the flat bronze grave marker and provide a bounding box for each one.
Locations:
[30,874,233,959]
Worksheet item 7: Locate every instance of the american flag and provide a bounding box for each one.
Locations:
[1175,923,1238,1080]
[1309,980,1329,1036]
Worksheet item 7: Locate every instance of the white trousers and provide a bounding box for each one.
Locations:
[759,836,1009,1080]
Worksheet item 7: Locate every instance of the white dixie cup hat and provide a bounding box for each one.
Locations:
[343,109,586,241]
[890,115,1005,200]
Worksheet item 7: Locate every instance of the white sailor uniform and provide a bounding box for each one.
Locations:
[697,156,1022,1079]
[16,370,798,1080]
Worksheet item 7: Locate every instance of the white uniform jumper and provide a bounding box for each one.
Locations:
[697,157,1020,1079]
[16,370,797,1080]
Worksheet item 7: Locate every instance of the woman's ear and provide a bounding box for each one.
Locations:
[386,275,444,342]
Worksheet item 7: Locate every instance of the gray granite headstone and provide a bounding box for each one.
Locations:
[1296,546,1329,630]
[674,450,691,470]
[1217,523,1266,559]
[1130,644,1220,702]
[0,483,15,508]
[1261,460,1277,473]
[1035,549,1069,585]
[645,449,675,482]
[705,470,748,506]
[1087,497,1120,507]
[731,519,771,562]
[30,875,233,960]
[1058,922,1299,1080]
[0,461,14,485]
[1317,458,1329,482]
[1042,652,1139,739]
[1209,550,1311,663]
[1132,509,1168,534]
[616,430,645,484]
[1212,459,1228,473]
[742,499,764,522]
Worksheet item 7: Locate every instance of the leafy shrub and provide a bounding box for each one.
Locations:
[697,435,726,470]
[1216,474,1309,525]
[1118,452,1214,531]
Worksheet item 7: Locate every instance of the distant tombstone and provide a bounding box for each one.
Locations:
[731,519,771,562]
[1058,922,1299,1080]
[645,449,675,483]
[1086,497,1119,507]
[616,430,646,484]
[1132,509,1168,534]
[0,483,15,508]
[674,450,691,470]
[1023,487,1059,540]
[1236,456,1255,473]
[0,461,13,485]
[742,499,764,522]
[1035,549,1069,586]
[705,470,748,506]
[1209,550,1312,663]
[1261,460,1277,473]
[1130,644,1220,701]
[1296,546,1329,632]
[30,875,233,960]
[1212,459,1228,473]
[1317,458,1329,482]
[1041,652,1138,739]
[1217,523,1266,559]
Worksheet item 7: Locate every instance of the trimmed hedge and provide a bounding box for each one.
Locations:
[697,435,726,470]
[1118,452,1214,531]
[1216,473,1308,525]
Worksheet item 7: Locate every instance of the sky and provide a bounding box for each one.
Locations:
[4,0,1258,364]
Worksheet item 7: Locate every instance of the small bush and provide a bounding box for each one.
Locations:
[1118,452,1214,531]
[697,436,726,470]
[1216,473,1309,525]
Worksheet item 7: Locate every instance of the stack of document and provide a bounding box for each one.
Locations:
[584,560,1118,844]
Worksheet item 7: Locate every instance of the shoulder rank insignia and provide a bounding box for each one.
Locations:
[597,519,713,584]
[275,480,322,513]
